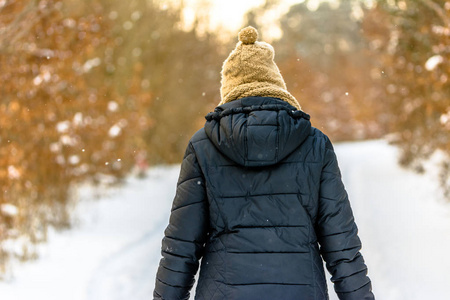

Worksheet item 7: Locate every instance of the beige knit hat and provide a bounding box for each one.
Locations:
[219,26,301,110]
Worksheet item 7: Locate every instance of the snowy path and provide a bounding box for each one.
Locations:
[336,141,450,300]
[0,166,177,300]
[0,140,450,300]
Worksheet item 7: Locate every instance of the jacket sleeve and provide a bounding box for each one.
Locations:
[316,137,374,300]
[153,142,209,300]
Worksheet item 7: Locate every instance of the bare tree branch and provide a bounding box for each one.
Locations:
[0,0,14,14]
[419,0,450,27]
[0,0,40,53]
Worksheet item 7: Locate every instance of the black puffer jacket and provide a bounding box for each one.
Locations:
[154,97,374,300]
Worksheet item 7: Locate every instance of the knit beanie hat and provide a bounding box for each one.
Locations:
[219,26,301,110]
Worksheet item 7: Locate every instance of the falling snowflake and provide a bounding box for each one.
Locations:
[108,124,122,137]
[425,55,443,71]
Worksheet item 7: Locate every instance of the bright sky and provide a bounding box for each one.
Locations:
[181,0,342,40]
[183,0,307,38]
[206,0,302,30]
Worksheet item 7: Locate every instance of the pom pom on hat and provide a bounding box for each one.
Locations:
[238,26,258,44]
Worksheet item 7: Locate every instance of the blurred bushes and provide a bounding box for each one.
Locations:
[98,0,224,163]
[363,0,450,193]
[0,0,151,274]
[273,1,388,141]
[0,0,223,275]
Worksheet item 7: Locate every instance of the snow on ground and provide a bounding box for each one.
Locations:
[335,141,450,300]
[0,166,178,300]
[0,140,450,300]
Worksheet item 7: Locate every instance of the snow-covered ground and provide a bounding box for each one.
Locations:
[0,140,449,300]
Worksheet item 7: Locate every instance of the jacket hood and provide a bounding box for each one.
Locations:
[204,97,311,167]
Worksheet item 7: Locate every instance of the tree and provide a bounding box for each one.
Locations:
[247,0,388,141]
[363,0,450,196]
[0,0,227,275]
[99,0,225,163]
[0,0,150,275]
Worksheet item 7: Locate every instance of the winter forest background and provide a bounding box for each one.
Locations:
[0,0,449,297]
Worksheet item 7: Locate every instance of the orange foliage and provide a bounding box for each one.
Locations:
[0,0,151,274]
